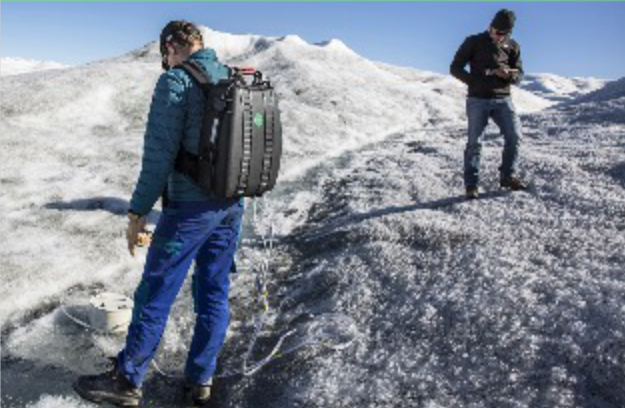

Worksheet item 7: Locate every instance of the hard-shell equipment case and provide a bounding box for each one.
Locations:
[175,61,282,199]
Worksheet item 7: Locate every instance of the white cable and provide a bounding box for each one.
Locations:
[60,195,356,381]
[60,305,94,331]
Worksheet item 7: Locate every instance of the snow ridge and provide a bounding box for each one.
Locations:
[520,73,607,102]
[0,57,69,77]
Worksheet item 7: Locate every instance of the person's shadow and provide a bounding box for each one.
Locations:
[44,197,130,216]
[44,197,161,222]
[319,190,510,231]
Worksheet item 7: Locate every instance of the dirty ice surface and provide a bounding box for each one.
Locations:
[2,27,624,408]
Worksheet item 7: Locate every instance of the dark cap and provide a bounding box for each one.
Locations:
[491,9,516,31]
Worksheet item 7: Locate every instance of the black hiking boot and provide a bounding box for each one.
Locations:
[500,176,528,191]
[73,357,142,407]
[465,186,479,200]
[184,379,212,407]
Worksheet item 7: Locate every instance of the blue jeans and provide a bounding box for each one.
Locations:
[464,97,522,188]
[117,199,244,387]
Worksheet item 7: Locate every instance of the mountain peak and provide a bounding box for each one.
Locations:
[118,27,361,65]
[279,34,308,46]
[315,39,356,55]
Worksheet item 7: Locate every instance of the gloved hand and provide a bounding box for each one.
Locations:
[126,213,148,257]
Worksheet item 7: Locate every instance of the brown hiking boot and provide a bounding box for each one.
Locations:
[184,378,212,407]
[500,176,528,191]
[73,357,142,407]
[465,186,479,200]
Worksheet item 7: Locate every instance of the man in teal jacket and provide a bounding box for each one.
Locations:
[74,21,244,407]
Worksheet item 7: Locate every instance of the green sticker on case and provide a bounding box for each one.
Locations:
[254,113,264,128]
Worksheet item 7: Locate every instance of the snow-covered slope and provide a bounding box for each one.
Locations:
[520,73,607,102]
[0,57,69,77]
[548,77,625,124]
[231,108,624,408]
[0,27,558,330]
[2,27,624,408]
[567,77,625,105]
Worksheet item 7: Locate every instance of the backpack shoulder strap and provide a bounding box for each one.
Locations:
[178,60,213,92]
[172,60,221,189]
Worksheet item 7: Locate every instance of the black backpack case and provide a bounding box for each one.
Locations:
[175,61,282,199]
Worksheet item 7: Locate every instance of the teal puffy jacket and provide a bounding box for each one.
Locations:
[130,49,230,216]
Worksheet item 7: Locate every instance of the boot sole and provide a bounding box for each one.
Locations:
[73,381,141,407]
[185,393,211,408]
[183,389,211,407]
[500,185,527,191]
[500,181,529,191]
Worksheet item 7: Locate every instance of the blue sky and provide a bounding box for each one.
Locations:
[2,2,624,79]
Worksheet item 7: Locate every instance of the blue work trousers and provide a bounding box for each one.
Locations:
[117,199,244,387]
[464,96,522,187]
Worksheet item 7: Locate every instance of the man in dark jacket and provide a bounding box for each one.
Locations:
[73,21,243,407]
[451,9,528,199]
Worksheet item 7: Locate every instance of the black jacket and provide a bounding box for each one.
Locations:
[450,31,524,98]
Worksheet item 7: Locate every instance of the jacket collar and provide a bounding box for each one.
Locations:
[484,30,510,48]
[188,48,217,62]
